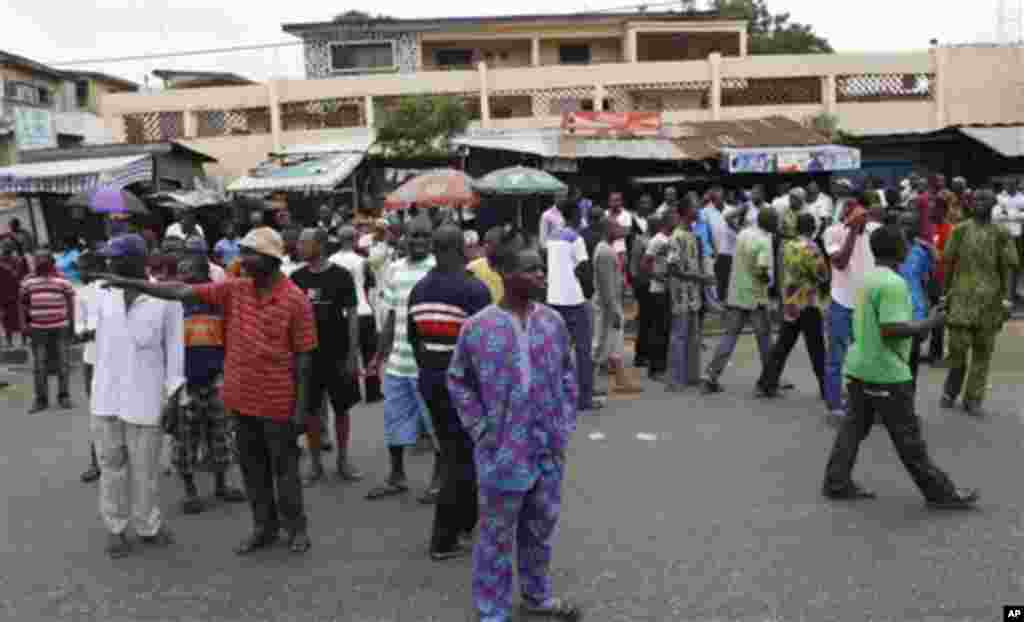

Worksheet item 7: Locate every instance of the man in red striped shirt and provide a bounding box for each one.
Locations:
[95,227,317,556]
[20,249,75,412]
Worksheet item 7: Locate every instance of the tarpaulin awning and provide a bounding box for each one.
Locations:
[959,126,1024,158]
[227,152,365,193]
[453,116,835,162]
[0,154,153,194]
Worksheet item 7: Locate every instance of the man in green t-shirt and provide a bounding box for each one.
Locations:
[822,225,979,510]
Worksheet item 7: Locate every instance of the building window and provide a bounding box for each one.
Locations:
[330,41,396,72]
[3,81,50,106]
[559,44,591,65]
[436,49,474,69]
[37,87,50,105]
[76,81,90,109]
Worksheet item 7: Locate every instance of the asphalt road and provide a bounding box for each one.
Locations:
[1,323,1023,622]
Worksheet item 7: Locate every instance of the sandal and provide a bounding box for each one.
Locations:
[520,597,582,620]
[215,487,247,503]
[429,543,470,561]
[288,531,312,554]
[234,530,279,555]
[365,480,409,500]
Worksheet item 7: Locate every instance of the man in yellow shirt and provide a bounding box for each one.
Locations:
[467,227,505,305]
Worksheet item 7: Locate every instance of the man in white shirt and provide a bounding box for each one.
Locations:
[771,182,792,213]
[995,180,1024,300]
[92,234,184,558]
[76,251,104,484]
[164,209,205,242]
[702,188,736,303]
[605,191,634,256]
[805,181,834,236]
[547,200,600,411]
[330,225,384,403]
[642,210,677,379]
[655,186,679,219]
[822,204,882,421]
[538,203,565,250]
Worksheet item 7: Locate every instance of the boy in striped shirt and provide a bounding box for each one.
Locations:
[20,250,75,413]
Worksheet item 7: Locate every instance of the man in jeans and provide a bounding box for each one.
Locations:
[822,204,881,421]
[822,225,978,510]
[547,200,601,411]
[702,208,778,395]
[21,249,75,413]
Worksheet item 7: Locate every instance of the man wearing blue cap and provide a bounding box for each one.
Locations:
[91,234,184,557]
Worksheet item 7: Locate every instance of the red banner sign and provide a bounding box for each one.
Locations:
[561,112,663,137]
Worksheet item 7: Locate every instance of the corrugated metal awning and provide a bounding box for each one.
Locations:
[228,152,365,193]
[453,116,834,162]
[0,154,153,194]
[960,126,1024,158]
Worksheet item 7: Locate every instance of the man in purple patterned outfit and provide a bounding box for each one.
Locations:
[447,232,582,622]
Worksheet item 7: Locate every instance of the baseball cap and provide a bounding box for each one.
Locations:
[239,226,285,259]
[99,234,148,258]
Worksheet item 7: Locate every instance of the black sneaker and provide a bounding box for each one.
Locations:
[927,488,979,510]
[754,384,779,399]
[939,394,957,410]
[823,483,877,500]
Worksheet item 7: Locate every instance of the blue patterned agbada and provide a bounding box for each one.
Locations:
[447,303,579,622]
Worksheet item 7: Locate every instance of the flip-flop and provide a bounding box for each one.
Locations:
[365,481,409,500]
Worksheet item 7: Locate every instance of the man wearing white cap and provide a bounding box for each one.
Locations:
[96,227,318,556]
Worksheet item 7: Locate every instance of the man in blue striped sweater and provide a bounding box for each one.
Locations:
[408,224,492,561]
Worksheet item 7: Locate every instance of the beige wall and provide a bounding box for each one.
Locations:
[941,46,1024,127]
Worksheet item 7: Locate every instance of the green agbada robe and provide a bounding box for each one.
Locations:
[944,220,1019,330]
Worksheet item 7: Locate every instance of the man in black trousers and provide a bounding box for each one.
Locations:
[407,224,492,560]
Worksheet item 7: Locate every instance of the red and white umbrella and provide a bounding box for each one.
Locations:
[383,168,478,210]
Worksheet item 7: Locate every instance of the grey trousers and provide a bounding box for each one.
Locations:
[94,417,164,537]
[705,306,773,382]
[593,302,624,366]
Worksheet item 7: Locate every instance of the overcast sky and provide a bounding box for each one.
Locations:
[0,0,1008,86]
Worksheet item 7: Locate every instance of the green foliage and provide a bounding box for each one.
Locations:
[375,95,471,159]
[711,0,833,54]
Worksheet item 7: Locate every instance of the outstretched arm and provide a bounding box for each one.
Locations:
[91,273,200,305]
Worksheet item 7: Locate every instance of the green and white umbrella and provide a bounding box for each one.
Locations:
[473,166,567,196]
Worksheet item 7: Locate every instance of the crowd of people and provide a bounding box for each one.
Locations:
[0,170,1021,622]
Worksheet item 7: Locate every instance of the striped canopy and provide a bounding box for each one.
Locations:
[473,166,567,196]
[383,168,478,210]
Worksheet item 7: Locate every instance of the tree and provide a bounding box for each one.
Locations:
[711,0,833,54]
[375,95,471,159]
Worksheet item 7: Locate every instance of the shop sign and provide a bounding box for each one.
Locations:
[562,112,662,137]
[542,158,578,173]
[723,147,861,174]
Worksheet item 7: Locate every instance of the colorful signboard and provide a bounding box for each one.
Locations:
[13,107,55,151]
[562,112,662,137]
[722,146,861,174]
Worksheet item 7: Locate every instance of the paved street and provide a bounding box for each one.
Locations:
[1,324,1023,622]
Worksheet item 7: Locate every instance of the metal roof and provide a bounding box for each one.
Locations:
[64,70,140,91]
[0,49,68,80]
[283,9,727,34]
[152,69,256,85]
[959,126,1024,158]
[453,116,832,162]
[17,141,217,164]
[228,153,365,193]
[0,154,153,194]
